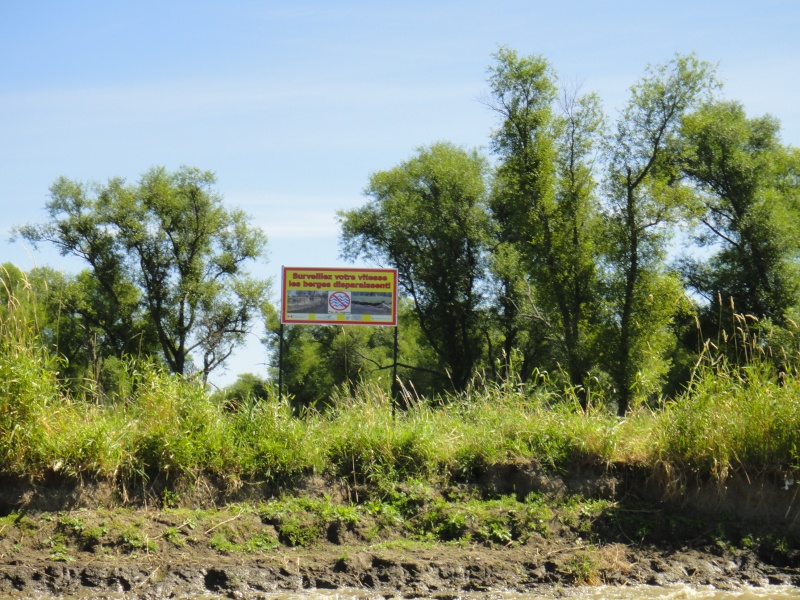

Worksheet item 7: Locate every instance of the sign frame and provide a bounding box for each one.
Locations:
[280,266,398,326]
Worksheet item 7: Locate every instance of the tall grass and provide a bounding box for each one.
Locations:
[651,358,800,481]
[0,270,63,473]
[1,274,799,497]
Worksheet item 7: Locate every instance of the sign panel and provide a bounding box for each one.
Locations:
[281,266,398,326]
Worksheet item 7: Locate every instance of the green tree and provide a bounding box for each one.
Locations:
[485,48,605,402]
[15,166,270,382]
[266,299,440,408]
[338,142,491,392]
[602,54,716,415]
[679,101,800,327]
[212,372,273,410]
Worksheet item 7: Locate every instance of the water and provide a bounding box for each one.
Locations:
[9,586,800,600]
[218,589,800,600]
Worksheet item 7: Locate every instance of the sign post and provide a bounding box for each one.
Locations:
[279,266,400,403]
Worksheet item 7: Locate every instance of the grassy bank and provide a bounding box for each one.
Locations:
[2,309,800,498]
[1,272,799,500]
[3,282,800,592]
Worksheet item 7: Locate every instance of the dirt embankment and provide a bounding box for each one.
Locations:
[0,464,798,598]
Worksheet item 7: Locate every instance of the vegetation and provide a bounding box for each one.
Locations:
[2,49,800,496]
[13,166,269,383]
[333,50,800,413]
[339,142,491,392]
[2,268,799,490]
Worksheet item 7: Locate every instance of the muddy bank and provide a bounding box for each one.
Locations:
[0,464,798,598]
[1,543,799,599]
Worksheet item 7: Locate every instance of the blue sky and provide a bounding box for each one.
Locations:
[2,1,799,386]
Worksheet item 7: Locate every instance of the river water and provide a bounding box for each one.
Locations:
[239,589,800,600]
[206,589,800,600]
[171,588,800,600]
[10,586,800,600]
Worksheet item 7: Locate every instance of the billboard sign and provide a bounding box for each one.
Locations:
[281,266,398,326]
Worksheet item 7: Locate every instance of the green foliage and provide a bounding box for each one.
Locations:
[409,494,558,546]
[14,166,270,381]
[265,317,397,409]
[679,100,800,343]
[211,372,273,410]
[602,54,717,415]
[118,527,157,553]
[486,48,605,405]
[339,142,491,391]
[5,48,800,446]
[653,357,800,480]
[260,496,357,547]
[0,266,64,473]
[4,250,800,502]
[162,526,184,547]
[561,551,601,585]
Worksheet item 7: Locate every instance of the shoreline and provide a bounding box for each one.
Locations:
[1,466,799,598]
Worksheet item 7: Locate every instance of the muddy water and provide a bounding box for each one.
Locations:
[190,590,800,600]
[11,587,800,600]
[183,589,798,599]
[222,589,800,600]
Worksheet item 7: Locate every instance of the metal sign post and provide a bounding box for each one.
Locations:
[278,322,284,398]
[279,266,400,406]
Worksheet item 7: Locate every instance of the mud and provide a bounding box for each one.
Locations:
[1,541,798,599]
[0,465,798,598]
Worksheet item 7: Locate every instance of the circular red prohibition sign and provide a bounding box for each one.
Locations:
[329,291,351,311]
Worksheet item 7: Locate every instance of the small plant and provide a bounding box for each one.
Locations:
[162,489,181,509]
[562,551,601,585]
[44,534,72,562]
[209,532,236,553]
[478,519,513,545]
[119,528,157,553]
[277,517,322,547]
[56,514,106,550]
[82,525,108,550]
[365,499,403,529]
[49,544,72,562]
[57,515,85,535]
[244,532,279,552]
[208,529,279,553]
[163,526,184,547]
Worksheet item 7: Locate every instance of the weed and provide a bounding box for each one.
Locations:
[208,532,236,553]
[44,533,72,562]
[277,517,322,547]
[209,529,278,553]
[162,489,180,509]
[163,526,184,547]
[48,543,72,562]
[562,550,601,585]
[244,532,279,552]
[3,271,800,498]
[118,528,157,553]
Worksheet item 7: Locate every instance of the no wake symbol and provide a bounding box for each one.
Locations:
[329,291,351,312]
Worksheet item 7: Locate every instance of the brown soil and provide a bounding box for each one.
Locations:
[0,466,798,599]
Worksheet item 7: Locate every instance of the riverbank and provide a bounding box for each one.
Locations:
[1,466,798,598]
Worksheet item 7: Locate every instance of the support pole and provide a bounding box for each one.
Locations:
[391,325,399,413]
[278,322,284,398]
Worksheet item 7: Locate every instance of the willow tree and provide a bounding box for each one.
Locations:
[16,166,270,381]
[338,142,490,392]
[485,47,605,403]
[679,101,800,327]
[602,54,716,414]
